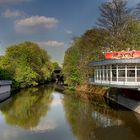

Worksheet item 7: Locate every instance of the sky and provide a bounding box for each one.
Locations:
[0,0,139,64]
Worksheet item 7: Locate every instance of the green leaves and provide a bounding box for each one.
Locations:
[63,1,140,91]
[0,41,53,89]
[63,29,107,87]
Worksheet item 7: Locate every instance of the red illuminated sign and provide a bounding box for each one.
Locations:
[105,51,140,60]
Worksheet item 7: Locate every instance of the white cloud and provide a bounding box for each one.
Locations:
[0,0,30,4]
[2,9,25,18]
[37,40,70,64]
[15,16,58,33]
[65,30,73,35]
[38,41,66,48]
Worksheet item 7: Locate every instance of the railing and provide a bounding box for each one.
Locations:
[89,77,140,89]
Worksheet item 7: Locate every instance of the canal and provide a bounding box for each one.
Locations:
[0,85,140,140]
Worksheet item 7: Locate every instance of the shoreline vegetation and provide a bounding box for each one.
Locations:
[0,41,60,91]
[0,0,140,98]
[63,0,140,96]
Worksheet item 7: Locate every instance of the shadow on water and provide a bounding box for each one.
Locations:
[0,85,54,129]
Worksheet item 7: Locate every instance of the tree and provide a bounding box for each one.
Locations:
[63,44,80,89]
[63,28,108,87]
[0,41,53,89]
[63,0,140,90]
[134,3,140,21]
[97,0,130,35]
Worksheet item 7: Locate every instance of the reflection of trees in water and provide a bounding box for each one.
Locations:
[62,95,132,140]
[0,86,53,129]
[63,95,96,140]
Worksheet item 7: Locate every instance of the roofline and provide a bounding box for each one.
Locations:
[90,58,140,66]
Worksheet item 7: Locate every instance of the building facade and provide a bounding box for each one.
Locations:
[90,51,140,90]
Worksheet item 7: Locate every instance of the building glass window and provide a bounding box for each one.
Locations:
[104,68,106,80]
[101,68,103,80]
[112,70,116,81]
[137,70,140,82]
[108,69,110,81]
[118,70,125,82]
[127,70,135,82]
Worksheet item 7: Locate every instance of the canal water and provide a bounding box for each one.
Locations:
[0,85,140,140]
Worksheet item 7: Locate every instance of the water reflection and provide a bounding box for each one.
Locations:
[0,85,53,129]
[63,94,140,140]
[0,86,140,140]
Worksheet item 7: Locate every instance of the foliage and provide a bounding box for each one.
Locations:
[63,0,140,88]
[0,41,53,89]
[0,69,12,80]
[63,43,80,89]
[63,28,108,87]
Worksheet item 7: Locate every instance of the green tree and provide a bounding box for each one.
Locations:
[63,44,80,89]
[0,41,53,89]
[63,28,107,87]
[63,0,140,90]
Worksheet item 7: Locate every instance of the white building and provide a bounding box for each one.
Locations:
[90,51,140,90]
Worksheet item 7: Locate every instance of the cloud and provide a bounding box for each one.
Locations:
[2,9,25,18]
[38,41,66,48]
[37,40,70,64]
[15,16,58,33]
[65,30,73,35]
[0,0,30,4]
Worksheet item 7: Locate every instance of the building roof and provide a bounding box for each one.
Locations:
[90,58,140,66]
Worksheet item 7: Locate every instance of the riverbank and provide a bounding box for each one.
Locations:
[75,84,109,101]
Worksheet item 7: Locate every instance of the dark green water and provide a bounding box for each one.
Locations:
[0,85,140,140]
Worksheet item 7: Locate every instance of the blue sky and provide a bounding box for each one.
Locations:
[0,0,139,64]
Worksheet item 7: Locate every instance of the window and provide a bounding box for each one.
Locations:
[137,70,140,82]
[127,70,135,82]
[112,70,116,81]
[127,70,135,77]
[118,70,125,82]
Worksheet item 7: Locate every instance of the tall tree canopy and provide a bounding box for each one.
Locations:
[63,28,108,87]
[0,41,54,89]
[63,0,140,89]
[97,0,130,34]
[135,2,140,20]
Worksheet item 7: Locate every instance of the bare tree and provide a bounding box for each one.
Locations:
[97,0,130,35]
[135,3,140,20]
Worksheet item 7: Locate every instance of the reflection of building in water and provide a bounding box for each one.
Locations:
[92,111,123,128]
[89,51,140,90]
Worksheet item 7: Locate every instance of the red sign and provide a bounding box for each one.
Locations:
[105,51,140,60]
